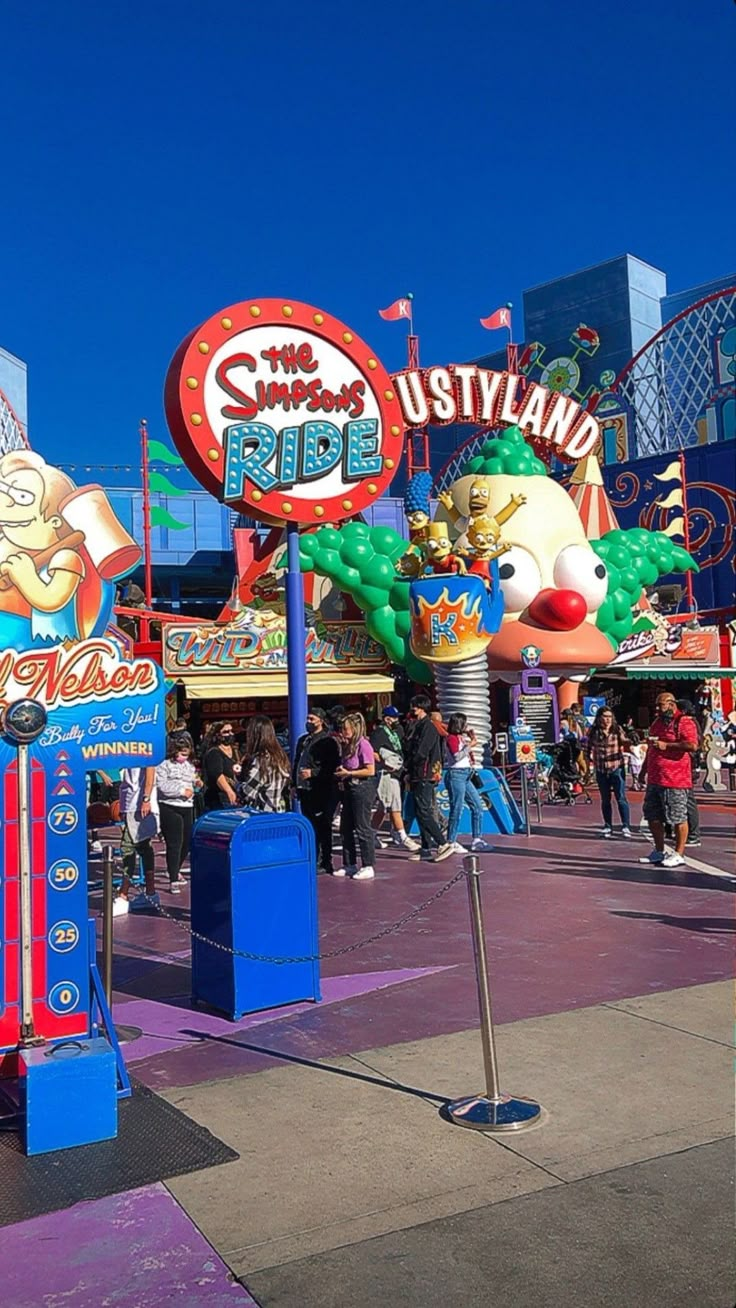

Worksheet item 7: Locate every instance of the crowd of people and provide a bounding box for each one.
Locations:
[105,689,709,911]
[109,696,496,907]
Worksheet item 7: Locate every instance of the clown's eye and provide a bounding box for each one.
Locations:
[553,545,608,612]
[497,547,542,612]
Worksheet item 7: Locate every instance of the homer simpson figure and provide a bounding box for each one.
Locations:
[438,483,527,547]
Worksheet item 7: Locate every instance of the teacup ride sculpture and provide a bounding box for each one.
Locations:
[409,563,503,750]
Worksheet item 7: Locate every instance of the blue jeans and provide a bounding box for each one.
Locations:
[596,767,631,829]
[445,769,483,842]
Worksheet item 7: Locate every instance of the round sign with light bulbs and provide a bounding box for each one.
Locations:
[164,299,405,525]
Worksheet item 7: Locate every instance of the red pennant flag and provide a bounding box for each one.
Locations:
[379,297,412,322]
[480,306,512,332]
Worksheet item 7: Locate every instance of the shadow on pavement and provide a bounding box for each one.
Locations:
[179,1028,450,1105]
[610,910,736,934]
[531,860,736,892]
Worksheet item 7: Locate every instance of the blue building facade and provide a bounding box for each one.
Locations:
[0,345,28,453]
[108,488,236,614]
[423,256,735,488]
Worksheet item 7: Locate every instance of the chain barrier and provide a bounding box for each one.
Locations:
[149,867,466,965]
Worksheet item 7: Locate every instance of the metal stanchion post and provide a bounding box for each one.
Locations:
[447,856,543,1131]
[520,764,531,837]
[534,761,542,824]
[102,844,143,1045]
[102,845,114,1008]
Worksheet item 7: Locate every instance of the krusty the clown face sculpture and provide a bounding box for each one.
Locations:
[437,433,615,675]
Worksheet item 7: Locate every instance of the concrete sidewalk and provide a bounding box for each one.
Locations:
[247,1140,734,1308]
[162,979,734,1303]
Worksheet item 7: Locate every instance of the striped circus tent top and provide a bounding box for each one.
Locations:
[566,453,620,539]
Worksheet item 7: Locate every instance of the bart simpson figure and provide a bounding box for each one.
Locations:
[0,452,86,648]
[421,522,467,576]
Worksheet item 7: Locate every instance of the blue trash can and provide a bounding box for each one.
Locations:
[190,809,321,1019]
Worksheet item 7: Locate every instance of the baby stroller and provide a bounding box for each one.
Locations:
[547,739,593,806]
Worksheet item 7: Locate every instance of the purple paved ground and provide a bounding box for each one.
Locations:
[2,792,732,1308]
[98,791,735,1091]
[0,1183,258,1307]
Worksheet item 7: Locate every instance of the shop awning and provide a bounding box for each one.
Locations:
[183,672,395,699]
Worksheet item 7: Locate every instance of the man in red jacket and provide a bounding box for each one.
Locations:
[639,692,699,869]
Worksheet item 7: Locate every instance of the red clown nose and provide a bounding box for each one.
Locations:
[528,588,587,631]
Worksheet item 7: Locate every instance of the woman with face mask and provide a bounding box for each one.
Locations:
[203,722,239,810]
[155,733,199,892]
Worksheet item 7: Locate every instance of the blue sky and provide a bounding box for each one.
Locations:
[1,0,734,476]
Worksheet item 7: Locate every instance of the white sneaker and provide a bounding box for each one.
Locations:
[452,841,467,854]
[662,853,685,868]
[600,827,612,839]
[112,896,129,917]
[433,843,455,862]
[331,866,351,877]
[471,838,494,852]
[621,827,633,839]
[400,835,421,852]
[639,850,666,865]
[353,865,375,880]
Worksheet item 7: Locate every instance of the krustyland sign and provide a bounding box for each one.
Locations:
[162,613,389,678]
[393,368,600,460]
[165,298,601,528]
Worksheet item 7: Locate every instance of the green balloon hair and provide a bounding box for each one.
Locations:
[298,524,431,683]
[461,425,548,479]
[593,527,699,648]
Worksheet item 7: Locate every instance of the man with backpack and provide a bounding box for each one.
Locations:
[370,706,420,852]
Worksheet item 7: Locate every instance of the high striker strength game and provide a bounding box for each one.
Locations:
[0,450,165,1151]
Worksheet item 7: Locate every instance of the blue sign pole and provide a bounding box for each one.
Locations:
[285,521,308,763]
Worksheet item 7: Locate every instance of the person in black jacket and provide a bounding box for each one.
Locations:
[403,696,454,862]
[293,707,340,874]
